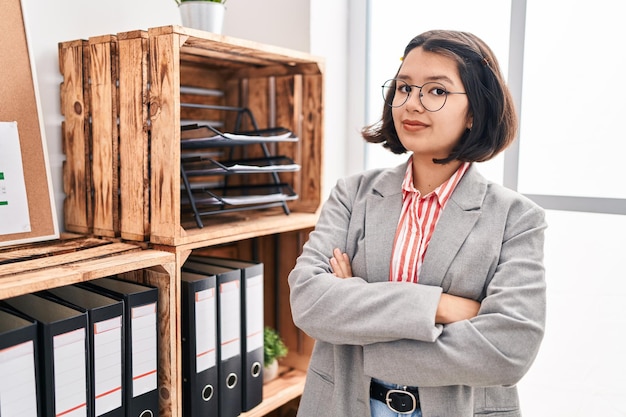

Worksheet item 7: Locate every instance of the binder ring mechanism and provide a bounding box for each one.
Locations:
[251,361,262,378]
[202,384,214,401]
[226,373,238,389]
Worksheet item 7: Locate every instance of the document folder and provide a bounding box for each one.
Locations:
[181,270,218,417]
[183,261,242,417]
[188,255,264,411]
[3,293,89,417]
[45,285,125,417]
[0,307,40,417]
[82,278,158,417]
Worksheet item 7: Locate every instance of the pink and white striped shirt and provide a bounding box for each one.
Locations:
[389,159,470,283]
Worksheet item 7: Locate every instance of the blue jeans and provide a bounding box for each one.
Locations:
[370,379,422,417]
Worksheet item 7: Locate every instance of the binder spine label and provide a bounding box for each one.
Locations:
[219,281,241,360]
[53,328,88,417]
[0,340,38,417]
[93,316,123,415]
[246,274,264,352]
[195,288,217,372]
[131,303,158,396]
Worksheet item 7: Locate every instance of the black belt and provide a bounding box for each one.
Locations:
[370,380,420,414]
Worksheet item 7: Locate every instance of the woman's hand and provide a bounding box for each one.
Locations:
[330,248,352,278]
[435,293,480,324]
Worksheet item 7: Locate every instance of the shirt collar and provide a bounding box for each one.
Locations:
[402,157,471,207]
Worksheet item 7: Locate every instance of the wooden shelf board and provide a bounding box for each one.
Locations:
[241,368,306,417]
[151,210,318,248]
[0,249,175,299]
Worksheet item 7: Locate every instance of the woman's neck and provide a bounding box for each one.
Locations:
[411,155,462,195]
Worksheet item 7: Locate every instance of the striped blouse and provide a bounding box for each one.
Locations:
[389,159,470,283]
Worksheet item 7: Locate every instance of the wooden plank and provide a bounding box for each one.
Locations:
[296,74,323,212]
[0,249,174,299]
[89,35,120,237]
[118,31,150,241]
[0,241,140,277]
[149,32,183,245]
[275,75,301,209]
[151,210,318,248]
[240,369,306,417]
[0,236,109,265]
[59,40,91,234]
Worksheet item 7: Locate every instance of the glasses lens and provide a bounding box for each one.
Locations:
[419,82,447,112]
[382,79,409,108]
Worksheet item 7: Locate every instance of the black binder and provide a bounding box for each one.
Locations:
[3,293,89,417]
[188,255,264,411]
[82,278,158,417]
[180,270,218,417]
[183,261,242,417]
[0,307,40,417]
[45,285,125,417]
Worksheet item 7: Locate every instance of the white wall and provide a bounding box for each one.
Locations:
[20,0,348,233]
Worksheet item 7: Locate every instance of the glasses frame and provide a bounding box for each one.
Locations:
[382,78,467,112]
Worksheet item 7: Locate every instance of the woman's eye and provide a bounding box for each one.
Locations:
[430,86,447,96]
[398,83,411,94]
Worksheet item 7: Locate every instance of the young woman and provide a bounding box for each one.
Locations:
[288,30,547,417]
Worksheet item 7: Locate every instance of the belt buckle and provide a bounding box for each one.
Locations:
[385,388,417,414]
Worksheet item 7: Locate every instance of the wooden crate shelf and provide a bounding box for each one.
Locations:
[56,26,323,417]
[0,237,179,417]
[59,25,324,246]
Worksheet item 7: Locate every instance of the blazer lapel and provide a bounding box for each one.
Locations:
[364,163,405,283]
[418,165,487,288]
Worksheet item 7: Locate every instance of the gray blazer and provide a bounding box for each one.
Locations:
[288,161,547,417]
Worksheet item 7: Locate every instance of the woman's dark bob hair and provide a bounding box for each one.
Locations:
[362,30,518,164]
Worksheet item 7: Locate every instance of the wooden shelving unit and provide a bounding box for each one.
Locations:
[0,237,178,417]
[56,26,324,417]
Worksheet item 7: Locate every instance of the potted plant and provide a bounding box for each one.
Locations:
[263,326,288,383]
[176,0,227,34]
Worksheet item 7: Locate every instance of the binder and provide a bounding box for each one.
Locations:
[45,285,125,417]
[188,255,264,411]
[183,261,242,417]
[180,270,218,417]
[2,293,89,417]
[81,278,158,417]
[0,307,40,417]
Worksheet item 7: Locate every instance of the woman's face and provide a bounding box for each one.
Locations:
[392,47,472,161]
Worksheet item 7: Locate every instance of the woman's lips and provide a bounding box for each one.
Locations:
[401,119,427,132]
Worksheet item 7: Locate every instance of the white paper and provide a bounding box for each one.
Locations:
[196,163,301,174]
[0,121,31,235]
[196,193,297,206]
[0,340,38,417]
[246,274,264,352]
[54,328,88,417]
[131,303,157,397]
[195,288,217,373]
[219,281,241,360]
[93,316,123,416]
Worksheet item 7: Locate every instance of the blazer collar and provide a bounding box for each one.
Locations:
[364,162,488,285]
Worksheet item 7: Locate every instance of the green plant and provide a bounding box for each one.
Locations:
[263,326,288,366]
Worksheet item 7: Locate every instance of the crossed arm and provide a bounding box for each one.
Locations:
[329,248,480,324]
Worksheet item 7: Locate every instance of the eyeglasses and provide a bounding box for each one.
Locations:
[381,79,467,112]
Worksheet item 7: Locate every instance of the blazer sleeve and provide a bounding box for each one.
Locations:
[362,199,547,388]
[288,174,445,345]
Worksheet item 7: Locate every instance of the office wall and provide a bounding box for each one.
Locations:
[20,0,348,233]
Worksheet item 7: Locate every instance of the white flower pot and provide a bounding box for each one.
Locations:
[179,1,225,34]
[263,360,279,384]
